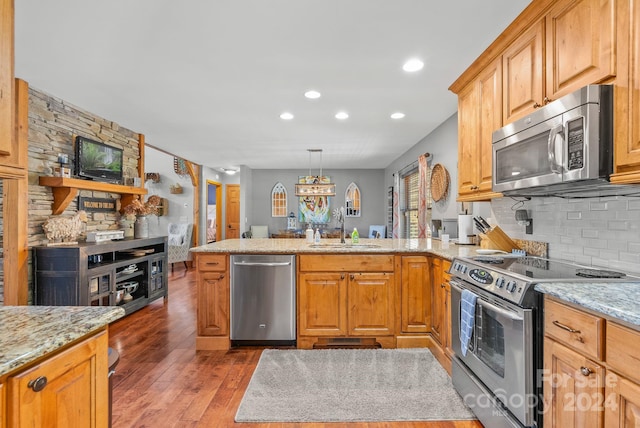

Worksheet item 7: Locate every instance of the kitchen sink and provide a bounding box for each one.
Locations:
[308,243,381,249]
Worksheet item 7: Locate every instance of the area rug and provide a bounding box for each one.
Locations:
[235,348,476,422]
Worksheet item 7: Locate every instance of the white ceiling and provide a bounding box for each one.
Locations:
[14,0,529,170]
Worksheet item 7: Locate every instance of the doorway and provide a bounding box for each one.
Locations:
[226,184,240,239]
[206,180,222,243]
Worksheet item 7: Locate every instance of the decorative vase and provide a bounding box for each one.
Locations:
[121,217,135,238]
[134,215,149,238]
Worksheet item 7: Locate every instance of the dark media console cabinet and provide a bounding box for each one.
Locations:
[34,236,168,315]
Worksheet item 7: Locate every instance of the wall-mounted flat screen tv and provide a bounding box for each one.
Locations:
[75,136,124,184]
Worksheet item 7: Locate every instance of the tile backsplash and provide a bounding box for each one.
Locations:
[490,195,640,274]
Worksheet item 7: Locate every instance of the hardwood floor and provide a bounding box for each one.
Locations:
[109,266,483,428]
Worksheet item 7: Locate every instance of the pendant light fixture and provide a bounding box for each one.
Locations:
[295,149,336,196]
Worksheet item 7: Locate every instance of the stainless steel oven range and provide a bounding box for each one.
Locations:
[449,255,631,428]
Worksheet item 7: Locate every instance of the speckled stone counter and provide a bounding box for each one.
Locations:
[535,282,640,328]
[190,238,482,261]
[0,306,125,377]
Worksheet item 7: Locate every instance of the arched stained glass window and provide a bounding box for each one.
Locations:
[345,182,361,217]
[271,182,288,217]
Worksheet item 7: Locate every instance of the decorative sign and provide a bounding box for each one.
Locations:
[79,197,117,212]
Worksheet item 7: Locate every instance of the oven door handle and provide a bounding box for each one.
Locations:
[450,279,523,322]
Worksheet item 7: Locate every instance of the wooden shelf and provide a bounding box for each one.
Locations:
[39,176,148,215]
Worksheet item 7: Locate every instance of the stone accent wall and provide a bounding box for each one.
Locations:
[0,86,145,303]
[28,86,143,246]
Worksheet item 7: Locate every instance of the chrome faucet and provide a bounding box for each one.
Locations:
[338,206,346,243]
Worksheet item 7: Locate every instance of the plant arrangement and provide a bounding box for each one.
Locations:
[123,195,161,217]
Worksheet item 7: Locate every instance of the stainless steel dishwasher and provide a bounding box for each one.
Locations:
[230,254,296,345]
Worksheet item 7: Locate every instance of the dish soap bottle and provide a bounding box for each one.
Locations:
[306,224,314,243]
[352,227,359,244]
[314,228,321,243]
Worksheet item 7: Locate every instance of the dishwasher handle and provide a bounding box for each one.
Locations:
[233,261,292,267]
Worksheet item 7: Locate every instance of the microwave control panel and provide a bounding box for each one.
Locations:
[567,117,584,170]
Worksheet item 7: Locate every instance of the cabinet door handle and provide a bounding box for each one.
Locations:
[341,274,345,279]
[218,274,225,280]
[441,283,446,288]
[28,376,48,392]
[350,274,355,280]
[533,102,542,108]
[580,367,593,376]
[543,97,553,105]
[552,320,581,334]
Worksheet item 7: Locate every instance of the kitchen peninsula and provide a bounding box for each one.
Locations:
[191,238,478,369]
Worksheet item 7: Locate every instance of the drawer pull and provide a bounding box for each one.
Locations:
[205,262,220,266]
[580,367,593,376]
[28,376,48,392]
[552,320,581,334]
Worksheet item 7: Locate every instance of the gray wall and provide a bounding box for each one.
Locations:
[249,169,386,237]
[384,112,491,227]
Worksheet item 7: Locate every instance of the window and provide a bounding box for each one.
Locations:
[345,182,361,217]
[400,168,419,238]
[271,182,287,217]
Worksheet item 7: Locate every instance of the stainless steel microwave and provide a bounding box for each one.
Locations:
[492,84,613,197]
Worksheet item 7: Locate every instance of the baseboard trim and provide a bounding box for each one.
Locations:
[196,335,230,351]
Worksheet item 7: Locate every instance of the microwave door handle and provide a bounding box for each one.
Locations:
[548,124,564,174]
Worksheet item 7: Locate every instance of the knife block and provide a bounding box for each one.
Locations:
[480,226,522,253]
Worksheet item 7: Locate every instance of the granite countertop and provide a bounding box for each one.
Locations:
[190,238,483,260]
[0,306,125,377]
[535,282,640,328]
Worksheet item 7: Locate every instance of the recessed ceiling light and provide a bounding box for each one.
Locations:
[280,112,294,120]
[335,111,349,120]
[391,112,406,119]
[402,58,424,72]
[304,90,321,99]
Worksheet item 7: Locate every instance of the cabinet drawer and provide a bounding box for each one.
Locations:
[196,254,227,271]
[606,322,640,384]
[299,255,394,272]
[544,298,604,360]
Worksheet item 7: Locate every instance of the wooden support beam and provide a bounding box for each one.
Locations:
[3,78,29,305]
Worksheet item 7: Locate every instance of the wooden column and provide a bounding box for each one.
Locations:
[3,78,29,305]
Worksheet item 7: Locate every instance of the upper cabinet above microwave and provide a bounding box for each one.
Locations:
[504,0,615,124]
[450,0,620,201]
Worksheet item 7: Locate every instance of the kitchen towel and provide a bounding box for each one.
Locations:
[460,289,478,357]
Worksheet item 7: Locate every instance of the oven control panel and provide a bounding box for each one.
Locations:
[451,261,527,304]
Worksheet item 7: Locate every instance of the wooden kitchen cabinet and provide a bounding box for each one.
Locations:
[298,254,395,349]
[430,258,452,348]
[0,382,4,428]
[298,272,347,336]
[7,330,109,428]
[457,58,503,201]
[503,0,615,124]
[347,272,395,337]
[400,255,430,334]
[605,374,640,428]
[0,0,14,159]
[612,0,640,181]
[195,253,230,350]
[502,20,544,124]
[442,262,453,358]
[543,297,640,428]
[544,337,605,428]
[605,322,640,427]
[430,258,444,345]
